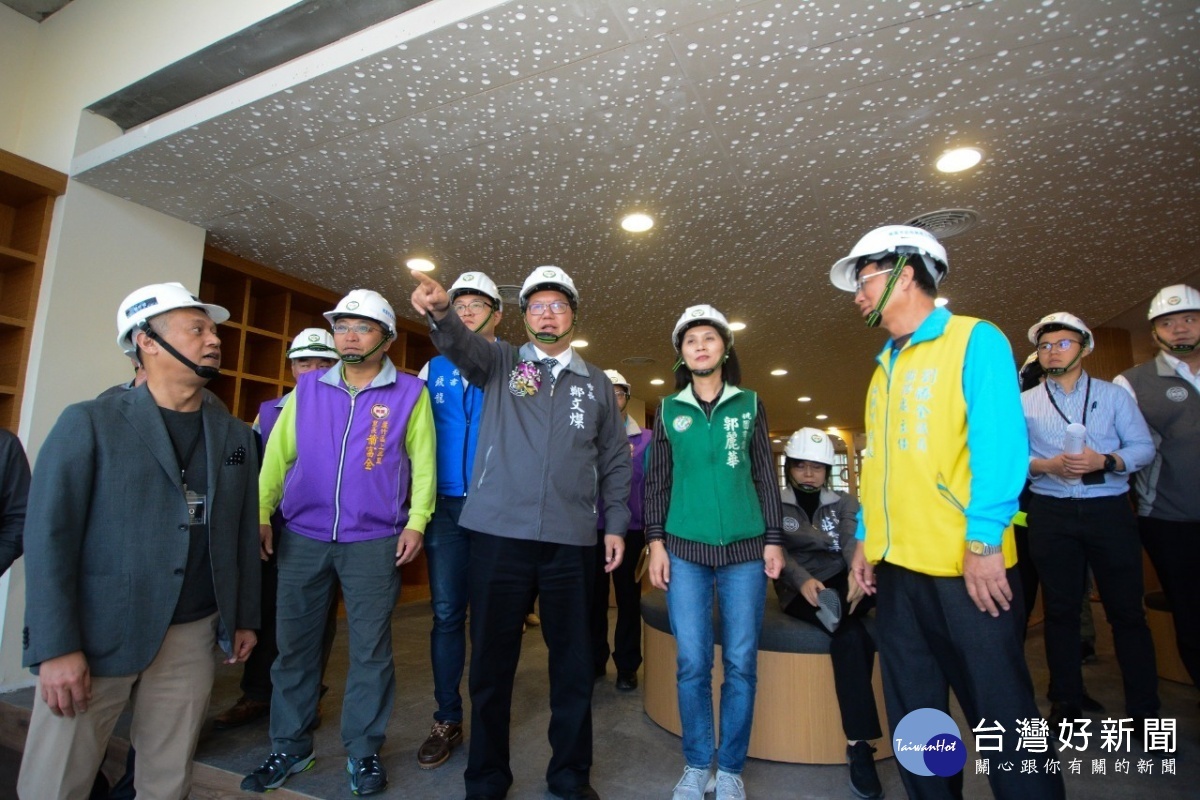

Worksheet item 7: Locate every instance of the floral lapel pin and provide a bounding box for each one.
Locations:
[509,361,542,396]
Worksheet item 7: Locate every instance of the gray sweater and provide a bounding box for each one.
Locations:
[428,310,631,545]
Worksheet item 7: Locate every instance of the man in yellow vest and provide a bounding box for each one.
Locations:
[831,226,1063,800]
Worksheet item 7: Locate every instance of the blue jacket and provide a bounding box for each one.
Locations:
[424,355,484,496]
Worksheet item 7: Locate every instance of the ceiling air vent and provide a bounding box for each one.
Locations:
[620,356,657,366]
[497,285,521,307]
[905,209,979,239]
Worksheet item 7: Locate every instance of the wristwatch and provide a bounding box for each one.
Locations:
[966,540,1003,557]
[1103,453,1117,473]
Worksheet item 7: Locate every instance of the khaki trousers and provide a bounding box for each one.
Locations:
[18,613,218,800]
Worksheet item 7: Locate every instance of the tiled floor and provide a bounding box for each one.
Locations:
[2,598,1197,799]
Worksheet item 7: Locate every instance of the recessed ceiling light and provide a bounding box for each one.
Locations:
[772,438,782,443]
[815,414,829,420]
[826,426,838,433]
[798,396,812,403]
[650,378,665,386]
[407,257,435,272]
[934,297,949,307]
[935,147,983,173]
[571,339,588,348]
[728,321,747,331]
[770,369,788,376]
[620,212,654,232]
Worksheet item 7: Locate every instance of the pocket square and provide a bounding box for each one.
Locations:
[225,445,247,466]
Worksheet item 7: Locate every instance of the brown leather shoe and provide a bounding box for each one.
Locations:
[417,721,464,769]
[213,695,270,729]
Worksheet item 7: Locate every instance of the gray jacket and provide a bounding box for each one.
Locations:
[428,310,631,544]
[775,485,859,610]
[23,385,261,676]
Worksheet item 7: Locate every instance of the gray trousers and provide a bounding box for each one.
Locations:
[270,530,400,758]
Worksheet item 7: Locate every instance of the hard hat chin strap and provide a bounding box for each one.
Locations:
[339,331,393,365]
[864,255,909,329]
[795,483,822,494]
[1153,330,1199,354]
[672,351,729,375]
[138,321,220,381]
[525,318,574,344]
[471,308,496,334]
[1044,348,1085,376]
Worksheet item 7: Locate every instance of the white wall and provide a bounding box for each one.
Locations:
[0,0,305,690]
[0,6,38,152]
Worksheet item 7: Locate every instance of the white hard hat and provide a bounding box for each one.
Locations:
[1028,312,1094,354]
[323,289,396,335]
[116,282,229,355]
[450,271,503,312]
[287,328,338,360]
[519,266,579,309]
[1148,284,1200,321]
[604,369,630,388]
[784,427,835,466]
[672,304,733,352]
[829,225,949,293]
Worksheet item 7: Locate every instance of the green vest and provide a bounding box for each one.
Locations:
[662,385,765,545]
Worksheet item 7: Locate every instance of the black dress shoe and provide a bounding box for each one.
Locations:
[1080,691,1105,713]
[615,670,638,691]
[550,785,600,800]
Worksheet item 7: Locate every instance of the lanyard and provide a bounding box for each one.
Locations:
[171,422,203,488]
[1044,374,1091,427]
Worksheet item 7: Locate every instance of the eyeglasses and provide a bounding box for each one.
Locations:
[614,388,629,398]
[1037,339,1081,353]
[332,322,380,335]
[527,301,572,316]
[1155,314,1199,330]
[854,269,893,295]
[452,300,494,314]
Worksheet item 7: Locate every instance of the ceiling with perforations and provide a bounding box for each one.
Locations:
[72,0,1200,436]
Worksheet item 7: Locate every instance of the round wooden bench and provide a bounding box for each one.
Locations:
[640,588,892,765]
[1145,590,1191,684]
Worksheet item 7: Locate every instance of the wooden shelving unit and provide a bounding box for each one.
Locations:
[199,243,438,602]
[199,244,438,424]
[0,150,67,433]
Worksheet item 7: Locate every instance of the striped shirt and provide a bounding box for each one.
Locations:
[1021,370,1155,499]
[645,390,784,567]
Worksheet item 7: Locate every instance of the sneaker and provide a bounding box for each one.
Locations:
[347,754,388,796]
[615,669,638,691]
[525,612,541,627]
[417,720,464,769]
[1081,640,1098,664]
[816,588,842,634]
[240,751,315,793]
[714,770,746,800]
[847,741,883,798]
[671,765,715,800]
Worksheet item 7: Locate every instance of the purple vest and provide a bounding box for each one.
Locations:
[598,425,652,532]
[258,396,285,444]
[281,367,425,543]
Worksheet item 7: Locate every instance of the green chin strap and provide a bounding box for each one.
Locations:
[1153,330,1199,355]
[864,254,909,328]
[470,307,496,334]
[795,483,822,494]
[672,349,730,373]
[339,331,393,364]
[525,317,574,344]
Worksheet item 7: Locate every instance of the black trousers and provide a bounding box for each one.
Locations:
[1139,516,1200,687]
[1027,493,1159,715]
[465,531,596,797]
[782,569,882,741]
[590,528,646,674]
[874,561,1064,800]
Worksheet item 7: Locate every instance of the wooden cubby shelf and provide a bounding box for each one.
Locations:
[0,149,67,432]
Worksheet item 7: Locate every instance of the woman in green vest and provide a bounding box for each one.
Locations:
[644,304,785,800]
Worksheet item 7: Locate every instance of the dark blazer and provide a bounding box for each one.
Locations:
[22,384,261,676]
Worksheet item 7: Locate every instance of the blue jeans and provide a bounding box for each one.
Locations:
[425,496,471,723]
[665,553,765,775]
